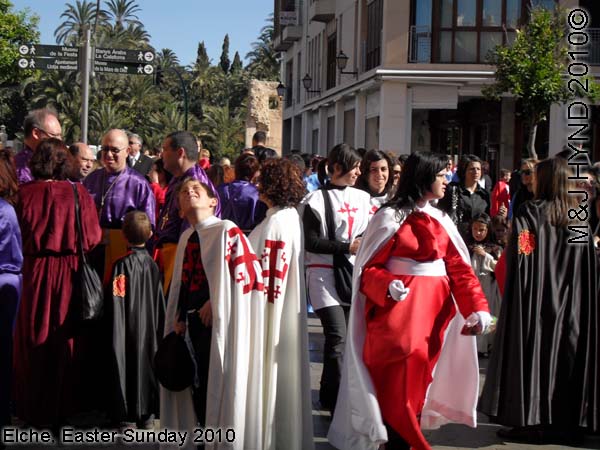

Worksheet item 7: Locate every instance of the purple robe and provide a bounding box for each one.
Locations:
[14,145,34,185]
[217,180,267,233]
[154,165,220,246]
[0,198,23,427]
[83,166,156,229]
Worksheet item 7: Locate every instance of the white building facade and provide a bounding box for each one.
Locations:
[274,0,600,173]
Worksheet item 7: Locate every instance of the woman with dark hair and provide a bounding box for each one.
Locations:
[0,149,23,432]
[217,153,267,233]
[480,157,599,444]
[302,143,372,415]
[509,158,539,219]
[329,151,490,450]
[356,149,394,212]
[13,138,102,429]
[249,159,313,450]
[438,154,490,238]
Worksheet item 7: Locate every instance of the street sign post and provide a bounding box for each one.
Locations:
[18,57,79,71]
[94,47,155,63]
[92,60,154,75]
[18,44,79,59]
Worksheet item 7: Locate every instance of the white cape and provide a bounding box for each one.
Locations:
[328,203,480,450]
[160,216,265,450]
[249,206,314,450]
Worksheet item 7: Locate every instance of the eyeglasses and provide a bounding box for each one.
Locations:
[129,141,140,146]
[36,127,62,139]
[101,145,124,155]
[521,169,533,176]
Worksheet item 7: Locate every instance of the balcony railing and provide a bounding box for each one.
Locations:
[409,25,600,65]
[409,25,431,63]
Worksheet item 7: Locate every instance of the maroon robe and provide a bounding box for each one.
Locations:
[14,181,102,427]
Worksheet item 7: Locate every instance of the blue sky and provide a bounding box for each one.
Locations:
[11,0,274,66]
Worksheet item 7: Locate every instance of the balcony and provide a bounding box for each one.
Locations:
[273,25,302,52]
[309,0,335,23]
[409,25,431,63]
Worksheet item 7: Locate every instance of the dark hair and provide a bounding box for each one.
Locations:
[471,212,491,227]
[387,151,448,211]
[166,131,198,162]
[206,164,225,187]
[69,143,81,157]
[153,158,173,184]
[535,157,578,227]
[253,131,267,144]
[0,149,18,205]
[29,138,71,180]
[317,158,329,186]
[327,143,361,176]
[122,210,152,245]
[456,154,482,182]
[23,108,58,138]
[259,159,306,207]
[500,168,511,178]
[255,147,278,163]
[356,149,394,195]
[234,153,260,181]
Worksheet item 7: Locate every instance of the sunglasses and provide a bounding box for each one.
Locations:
[101,145,124,154]
[36,127,62,139]
[521,169,533,176]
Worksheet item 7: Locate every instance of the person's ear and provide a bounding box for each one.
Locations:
[209,197,217,209]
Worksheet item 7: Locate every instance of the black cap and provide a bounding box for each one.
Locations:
[153,332,195,392]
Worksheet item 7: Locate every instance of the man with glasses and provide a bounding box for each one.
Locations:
[127,133,153,176]
[83,129,156,282]
[15,108,63,184]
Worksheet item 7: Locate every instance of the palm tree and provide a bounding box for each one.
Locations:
[200,105,244,159]
[148,104,196,135]
[54,0,106,45]
[89,100,130,142]
[156,48,180,70]
[104,0,142,31]
[246,14,279,81]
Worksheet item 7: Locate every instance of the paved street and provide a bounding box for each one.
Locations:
[4,315,600,450]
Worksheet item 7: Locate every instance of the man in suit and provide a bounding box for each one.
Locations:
[127,133,153,176]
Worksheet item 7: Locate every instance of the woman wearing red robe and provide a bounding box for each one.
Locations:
[14,138,102,428]
[329,152,491,450]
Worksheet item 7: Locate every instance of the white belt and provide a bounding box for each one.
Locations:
[385,257,447,276]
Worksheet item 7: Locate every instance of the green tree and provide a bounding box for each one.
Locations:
[200,104,244,160]
[104,0,142,31]
[219,34,230,73]
[230,51,242,74]
[245,14,279,81]
[194,41,210,73]
[483,7,600,159]
[54,0,105,45]
[0,0,40,87]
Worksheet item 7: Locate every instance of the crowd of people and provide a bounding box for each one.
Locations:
[0,107,598,450]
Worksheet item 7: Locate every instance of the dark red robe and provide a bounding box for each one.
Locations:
[361,212,488,449]
[14,181,101,427]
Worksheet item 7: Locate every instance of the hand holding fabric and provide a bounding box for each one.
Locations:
[388,279,410,302]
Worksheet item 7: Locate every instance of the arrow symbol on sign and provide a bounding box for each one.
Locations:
[18,58,28,68]
[19,45,29,55]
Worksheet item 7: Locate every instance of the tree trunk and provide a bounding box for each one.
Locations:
[527,121,539,160]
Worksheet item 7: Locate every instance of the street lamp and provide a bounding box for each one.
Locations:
[276,81,286,98]
[302,73,320,94]
[336,50,358,77]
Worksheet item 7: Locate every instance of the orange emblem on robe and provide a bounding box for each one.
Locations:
[518,230,535,255]
[113,274,126,298]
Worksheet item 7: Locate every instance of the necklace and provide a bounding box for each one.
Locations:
[99,169,124,213]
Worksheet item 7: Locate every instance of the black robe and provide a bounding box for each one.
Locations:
[479,200,598,431]
[108,246,166,423]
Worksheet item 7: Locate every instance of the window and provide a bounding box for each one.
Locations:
[366,0,383,70]
[431,0,541,63]
[326,32,337,90]
[285,60,293,107]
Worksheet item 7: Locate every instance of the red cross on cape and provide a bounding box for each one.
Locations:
[225,227,264,294]
[261,239,289,303]
[338,202,359,238]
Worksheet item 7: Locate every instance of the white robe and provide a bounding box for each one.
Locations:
[248,206,314,450]
[327,204,481,450]
[160,216,265,450]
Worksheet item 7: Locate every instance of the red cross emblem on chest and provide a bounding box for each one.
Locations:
[261,239,289,303]
[338,202,359,238]
[225,227,263,293]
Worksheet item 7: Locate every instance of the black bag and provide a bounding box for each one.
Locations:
[321,188,354,303]
[71,183,104,321]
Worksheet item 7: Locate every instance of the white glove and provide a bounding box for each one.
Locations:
[388,280,410,302]
[465,311,493,334]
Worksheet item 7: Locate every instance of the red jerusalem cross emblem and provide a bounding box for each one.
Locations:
[261,239,289,303]
[225,227,263,293]
[338,203,358,238]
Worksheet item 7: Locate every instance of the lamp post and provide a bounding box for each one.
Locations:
[276,81,286,98]
[336,50,358,77]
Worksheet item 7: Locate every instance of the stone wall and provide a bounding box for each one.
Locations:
[245,79,283,154]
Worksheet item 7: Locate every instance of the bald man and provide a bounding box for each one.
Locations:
[69,142,96,180]
[83,129,156,281]
[15,108,63,183]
